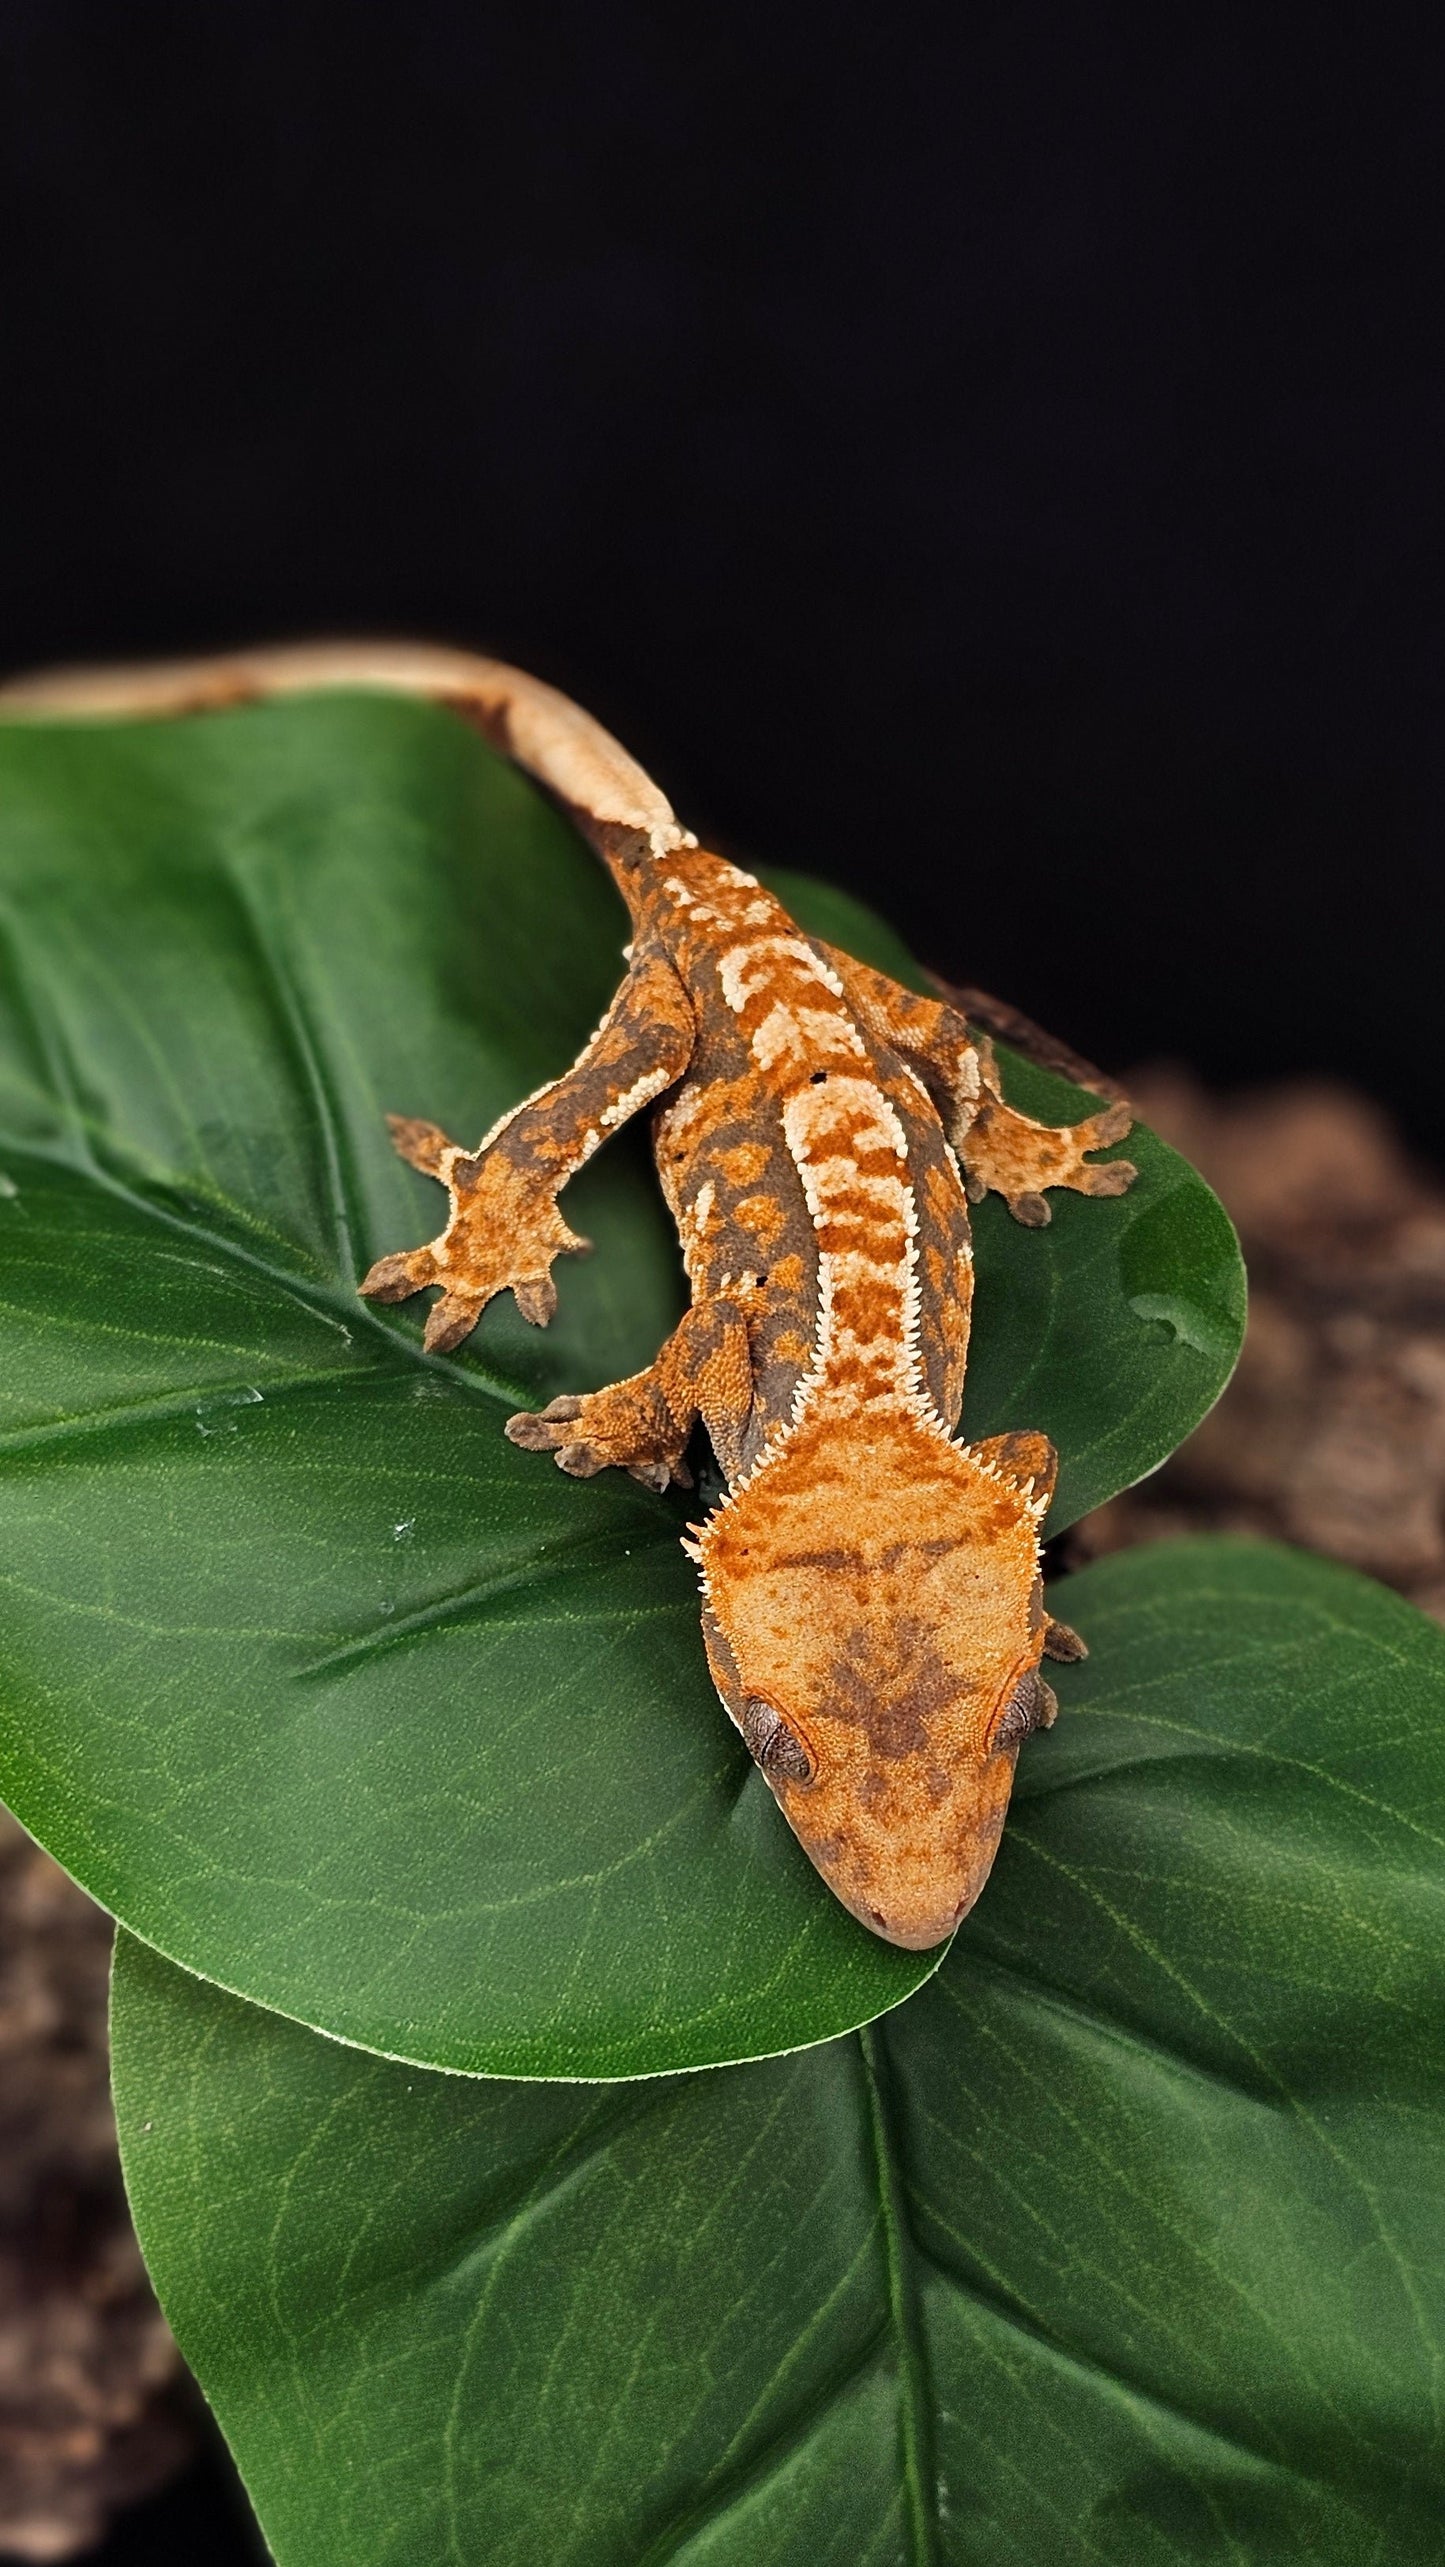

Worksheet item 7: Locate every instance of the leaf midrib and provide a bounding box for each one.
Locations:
[860,2022,940,2567]
[0,1131,528,1409]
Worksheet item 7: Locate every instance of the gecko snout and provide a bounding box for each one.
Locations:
[761,1707,1029,1951]
[847,1812,1013,1949]
[864,1895,973,1947]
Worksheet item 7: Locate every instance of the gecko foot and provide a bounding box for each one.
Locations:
[505,1380,694,1491]
[1043,1617,1087,1662]
[359,1113,590,1352]
[962,1096,1137,1225]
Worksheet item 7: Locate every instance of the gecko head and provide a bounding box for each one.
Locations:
[695,1417,1059,1949]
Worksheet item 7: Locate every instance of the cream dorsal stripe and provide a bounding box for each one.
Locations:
[0,640,695,863]
[694,870,942,1440]
[781,1076,931,1414]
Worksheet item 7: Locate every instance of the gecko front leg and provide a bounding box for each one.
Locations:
[505,1297,754,1491]
[818,944,1136,1226]
[360,944,694,1350]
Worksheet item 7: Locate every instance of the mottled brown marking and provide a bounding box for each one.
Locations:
[733,1191,788,1246]
[770,1328,813,1365]
[716,1141,771,1186]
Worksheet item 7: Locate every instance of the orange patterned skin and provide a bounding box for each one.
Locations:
[0,645,1135,1948]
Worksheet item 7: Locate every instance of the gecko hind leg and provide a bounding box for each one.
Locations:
[815,941,1136,1225]
[505,1299,753,1492]
[961,1092,1136,1227]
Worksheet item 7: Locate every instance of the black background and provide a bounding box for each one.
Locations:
[0,9,1441,2556]
[4,7,1445,1156]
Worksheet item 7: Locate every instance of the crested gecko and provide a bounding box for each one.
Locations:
[3,644,1136,1948]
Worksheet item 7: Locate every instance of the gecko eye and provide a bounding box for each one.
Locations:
[742,1698,816,1785]
[992,1670,1059,1753]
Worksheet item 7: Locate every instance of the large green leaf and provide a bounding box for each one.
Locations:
[113,1542,1445,2566]
[0,693,1241,2076]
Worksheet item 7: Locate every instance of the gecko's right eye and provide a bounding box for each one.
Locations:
[742,1698,816,1785]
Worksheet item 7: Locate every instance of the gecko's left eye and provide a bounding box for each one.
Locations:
[992,1670,1059,1753]
[742,1698,816,1785]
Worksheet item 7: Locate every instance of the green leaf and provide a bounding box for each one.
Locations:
[113,1542,1445,2566]
[0,693,1241,2076]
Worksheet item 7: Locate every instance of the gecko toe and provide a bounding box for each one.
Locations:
[1085,1102,1134,1148]
[359,1246,439,1303]
[503,1411,558,1450]
[1084,1158,1137,1195]
[422,1292,485,1353]
[513,1275,558,1327]
[1008,1191,1051,1227]
[385,1114,457,1176]
[555,1441,605,1477]
[1043,1616,1088,1662]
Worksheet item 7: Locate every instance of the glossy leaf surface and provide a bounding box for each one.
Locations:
[114,1543,1445,2565]
[0,694,1241,2074]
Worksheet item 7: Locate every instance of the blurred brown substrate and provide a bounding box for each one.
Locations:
[0,1819,186,2562]
[4,1069,1445,2555]
[1069,1070,1445,1617]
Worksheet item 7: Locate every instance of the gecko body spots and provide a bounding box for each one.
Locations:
[733,1192,787,1247]
[715,1141,771,1188]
